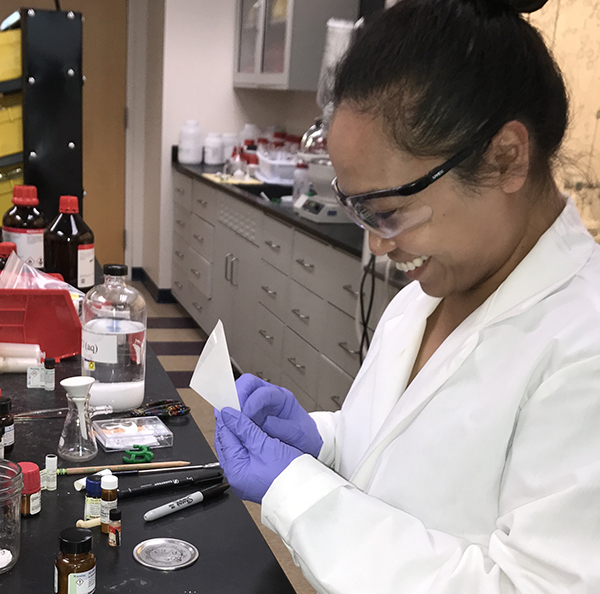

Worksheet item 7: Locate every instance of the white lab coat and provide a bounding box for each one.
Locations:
[261,198,600,594]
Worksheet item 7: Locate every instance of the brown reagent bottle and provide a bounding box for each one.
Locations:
[55,527,96,594]
[100,475,118,534]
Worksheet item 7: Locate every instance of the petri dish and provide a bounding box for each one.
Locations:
[133,538,199,571]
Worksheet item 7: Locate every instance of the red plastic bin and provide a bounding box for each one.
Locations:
[0,288,82,360]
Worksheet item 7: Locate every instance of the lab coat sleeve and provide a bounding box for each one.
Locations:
[309,411,340,467]
[262,356,600,594]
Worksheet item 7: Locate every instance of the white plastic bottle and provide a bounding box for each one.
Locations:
[222,133,239,164]
[203,133,225,165]
[292,161,311,201]
[81,264,147,411]
[178,120,203,165]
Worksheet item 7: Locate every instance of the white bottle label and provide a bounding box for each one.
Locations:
[77,244,95,288]
[67,566,96,594]
[29,490,41,515]
[3,424,14,446]
[82,329,118,365]
[0,440,4,458]
[2,226,44,268]
[54,565,58,593]
[100,498,117,524]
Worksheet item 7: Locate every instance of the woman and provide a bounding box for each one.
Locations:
[215,0,600,591]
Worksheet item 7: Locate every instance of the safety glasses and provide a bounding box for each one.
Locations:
[332,143,477,238]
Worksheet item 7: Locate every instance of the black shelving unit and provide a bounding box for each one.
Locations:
[0,152,23,169]
[0,78,20,95]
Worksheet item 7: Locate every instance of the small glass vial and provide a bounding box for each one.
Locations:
[19,462,41,516]
[44,358,56,391]
[84,475,102,521]
[54,527,96,594]
[0,460,23,574]
[44,454,58,491]
[100,475,118,534]
[108,508,121,547]
[0,392,15,455]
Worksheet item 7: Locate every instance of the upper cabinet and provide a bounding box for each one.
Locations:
[234,0,359,91]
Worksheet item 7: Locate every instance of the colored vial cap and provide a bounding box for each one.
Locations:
[12,185,39,206]
[103,263,127,277]
[101,475,118,490]
[109,508,121,521]
[0,242,17,258]
[58,195,79,214]
[86,474,102,498]
[18,462,41,494]
[59,527,93,554]
[0,395,11,414]
[296,161,309,169]
[44,358,56,370]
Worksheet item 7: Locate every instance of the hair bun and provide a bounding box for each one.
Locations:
[504,0,550,13]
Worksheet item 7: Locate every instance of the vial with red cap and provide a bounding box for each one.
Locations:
[18,462,41,517]
[44,195,95,291]
[1,185,47,269]
[0,242,16,272]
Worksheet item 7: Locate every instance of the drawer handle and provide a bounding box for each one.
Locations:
[191,268,201,278]
[343,284,360,298]
[261,285,277,297]
[175,219,185,227]
[331,395,343,409]
[196,198,208,207]
[291,308,310,322]
[256,371,271,383]
[192,302,203,312]
[295,258,314,271]
[258,329,274,343]
[264,240,281,252]
[338,342,360,357]
[175,250,184,260]
[174,281,183,289]
[192,234,204,244]
[287,357,306,372]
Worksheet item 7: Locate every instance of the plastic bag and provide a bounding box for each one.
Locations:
[0,252,85,316]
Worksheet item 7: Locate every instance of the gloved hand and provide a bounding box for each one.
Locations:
[236,374,323,458]
[214,407,303,503]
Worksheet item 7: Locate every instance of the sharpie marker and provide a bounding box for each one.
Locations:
[143,482,230,521]
[118,469,223,499]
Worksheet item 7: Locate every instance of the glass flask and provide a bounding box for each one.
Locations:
[57,376,98,462]
[0,460,23,574]
[81,264,147,411]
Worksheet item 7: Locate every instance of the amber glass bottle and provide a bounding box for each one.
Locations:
[54,527,96,594]
[44,195,95,291]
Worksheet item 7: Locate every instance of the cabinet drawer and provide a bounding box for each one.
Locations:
[282,327,319,396]
[261,216,293,275]
[187,282,212,333]
[192,179,220,223]
[190,214,214,262]
[251,346,281,386]
[173,203,191,241]
[279,372,317,413]
[317,355,354,412]
[172,233,188,268]
[254,303,285,362]
[173,171,193,211]
[288,279,324,350]
[321,302,361,377]
[187,248,212,298]
[171,263,188,306]
[326,248,363,317]
[258,260,289,323]
[291,231,330,297]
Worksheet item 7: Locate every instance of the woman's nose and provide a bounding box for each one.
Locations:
[368,232,397,256]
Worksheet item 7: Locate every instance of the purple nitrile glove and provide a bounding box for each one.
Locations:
[214,407,303,504]
[236,373,323,458]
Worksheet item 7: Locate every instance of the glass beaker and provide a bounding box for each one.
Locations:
[0,460,23,574]
[57,377,98,462]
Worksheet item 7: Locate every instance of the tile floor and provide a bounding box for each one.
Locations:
[137,282,315,594]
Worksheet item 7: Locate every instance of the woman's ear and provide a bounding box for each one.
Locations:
[488,120,530,193]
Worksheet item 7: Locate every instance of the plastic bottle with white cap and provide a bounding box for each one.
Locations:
[178,120,203,165]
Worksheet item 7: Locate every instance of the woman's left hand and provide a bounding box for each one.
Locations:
[215,407,304,503]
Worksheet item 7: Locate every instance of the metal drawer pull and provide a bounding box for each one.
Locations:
[295,258,315,270]
[343,284,360,298]
[292,308,310,322]
[258,329,274,343]
[196,198,208,207]
[191,268,201,278]
[261,285,277,297]
[264,240,281,252]
[192,302,203,312]
[338,342,360,357]
[174,281,183,289]
[331,395,343,408]
[287,357,306,372]
[192,234,204,243]
[256,371,271,383]
[175,219,185,227]
[174,250,184,260]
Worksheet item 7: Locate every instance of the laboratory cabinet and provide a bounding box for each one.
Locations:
[170,169,398,411]
[234,0,359,90]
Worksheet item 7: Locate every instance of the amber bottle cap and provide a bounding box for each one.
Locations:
[59,195,79,214]
[12,185,38,207]
[18,462,41,494]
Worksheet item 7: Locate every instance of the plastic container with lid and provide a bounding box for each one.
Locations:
[178,120,203,165]
[0,391,14,454]
[0,241,16,271]
[203,133,224,165]
[0,460,23,574]
[2,185,47,269]
[82,264,147,411]
[55,527,96,594]
[44,195,95,291]
[293,161,311,201]
[222,133,239,163]
[18,461,41,517]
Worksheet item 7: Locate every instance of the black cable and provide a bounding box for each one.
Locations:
[358,254,376,364]
[54,0,61,11]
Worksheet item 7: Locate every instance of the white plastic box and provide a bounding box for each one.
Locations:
[257,152,297,183]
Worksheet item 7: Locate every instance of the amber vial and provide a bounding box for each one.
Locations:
[100,475,118,534]
[0,391,15,454]
[19,462,41,517]
[55,527,96,594]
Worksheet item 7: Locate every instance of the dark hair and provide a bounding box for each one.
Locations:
[333,0,568,187]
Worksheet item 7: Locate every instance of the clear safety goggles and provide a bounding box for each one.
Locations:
[331,143,477,239]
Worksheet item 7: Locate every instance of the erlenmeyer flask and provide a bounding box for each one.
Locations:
[57,377,98,462]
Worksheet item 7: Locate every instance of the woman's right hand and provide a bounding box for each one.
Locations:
[236,373,323,458]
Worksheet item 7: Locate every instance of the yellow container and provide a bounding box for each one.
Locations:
[0,164,23,218]
[0,29,21,83]
[0,93,22,159]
